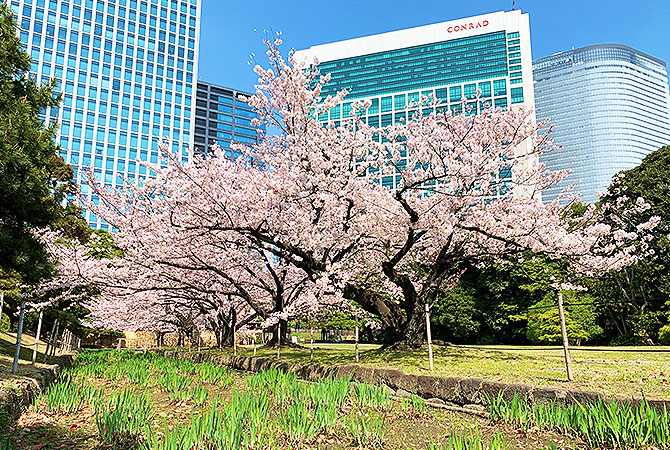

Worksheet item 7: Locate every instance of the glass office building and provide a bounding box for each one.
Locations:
[9,0,201,228]
[194,81,265,158]
[294,11,535,192]
[534,44,670,203]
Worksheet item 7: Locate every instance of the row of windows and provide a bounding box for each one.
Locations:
[322,97,511,125]
[20,20,197,60]
[317,31,510,99]
[19,0,198,13]
[20,4,197,36]
[30,51,193,90]
[321,80,524,120]
[60,123,189,144]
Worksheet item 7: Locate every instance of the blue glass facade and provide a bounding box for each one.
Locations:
[534,44,670,203]
[295,11,534,191]
[10,0,201,229]
[194,81,265,158]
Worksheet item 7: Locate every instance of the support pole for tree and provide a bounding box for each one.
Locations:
[253,334,257,357]
[12,300,26,374]
[233,324,237,356]
[425,303,434,371]
[276,321,281,359]
[50,321,60,359]
[44,319,58,363]
[557,290,574,382]
[309,318,314,362]
[0,291,4,326]
[32,310,44,365]
[355,316,359,363]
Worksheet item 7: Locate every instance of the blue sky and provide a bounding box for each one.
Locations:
[198,0,670,92]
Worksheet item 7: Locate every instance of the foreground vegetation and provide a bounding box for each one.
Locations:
[2,349,669,449]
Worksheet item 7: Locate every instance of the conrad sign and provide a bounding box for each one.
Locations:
[447,20,490,33]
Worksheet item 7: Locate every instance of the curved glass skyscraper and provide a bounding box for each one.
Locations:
[533,44,670,203]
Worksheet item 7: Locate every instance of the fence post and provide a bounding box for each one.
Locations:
[11,300,26,374]
[50,322,60,359]
[44,319,58,364]
[32,310,44,365]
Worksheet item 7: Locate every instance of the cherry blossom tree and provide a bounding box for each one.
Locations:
[76,37,658,349]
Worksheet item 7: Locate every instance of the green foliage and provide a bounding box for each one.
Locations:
[431,261,543,344]
[353,382,391,410]
[96,389,153,446]
[315,310,356,330]
[345,413,387,448]
[34,373,102,414]
[429,427,507,450]
[596,146,670,343]
[0,313,8,332]
[432,283,480,340]
[659,324,670,345]
[0,4,88,285]
[0,436,15,450]
[526,291,602,344]
[487,392,670,448]
[87,229,124,259]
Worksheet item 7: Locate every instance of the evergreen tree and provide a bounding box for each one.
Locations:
[0,4,88,288]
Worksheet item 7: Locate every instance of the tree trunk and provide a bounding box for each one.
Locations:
[265,319,291,346]
[344,284,426,348]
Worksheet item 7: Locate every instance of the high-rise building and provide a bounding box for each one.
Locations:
[10,0,201,229]
[294,10,535,191]
[194,81,264,158]
[533,44,670,203]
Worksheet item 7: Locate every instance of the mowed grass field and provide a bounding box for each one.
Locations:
[220,342,670,400]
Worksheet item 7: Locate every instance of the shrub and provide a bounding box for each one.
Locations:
[0,313,9,332]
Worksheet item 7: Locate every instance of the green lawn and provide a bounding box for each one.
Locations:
[217,342,670,400]
[0,331,52,386]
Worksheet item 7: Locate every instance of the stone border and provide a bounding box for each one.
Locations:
[155,350,670,411]
[0,356,73,424]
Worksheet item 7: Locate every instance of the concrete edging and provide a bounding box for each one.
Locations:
[0,356,73,423]
[154,350,670,411]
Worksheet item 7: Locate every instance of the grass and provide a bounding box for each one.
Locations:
[487,391,670,448]
[218,342,670,400]
[0,331,59,398]
[3,349,591,450]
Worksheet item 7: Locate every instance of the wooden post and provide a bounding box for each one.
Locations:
[355,316,359,363]
[425,303,434,371]
[11,300,26,374]
[309,318,314,362]
[276,321,281,359]
[44,319,58,363]
[0,291,4,325]
[253,333,257,356]
[50,321,60,358]
[52,322,60,357]
[233,323,237,356]
[558,291,574,382]
[32,310,44,365]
